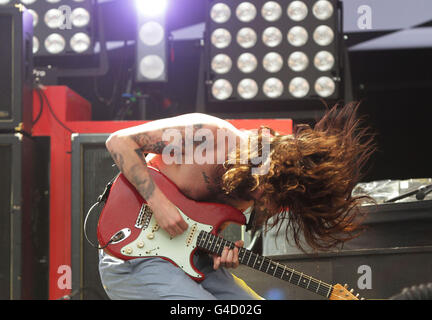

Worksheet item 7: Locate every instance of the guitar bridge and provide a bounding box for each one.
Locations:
[135,203,153,229]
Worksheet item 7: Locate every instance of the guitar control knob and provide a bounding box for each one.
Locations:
[125,247,133,254]
[137,241,144,248]
[147,233,154,240]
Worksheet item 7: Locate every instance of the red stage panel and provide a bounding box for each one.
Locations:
[32,86,292,300]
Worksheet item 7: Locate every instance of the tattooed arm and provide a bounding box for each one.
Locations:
[105,113,237,237]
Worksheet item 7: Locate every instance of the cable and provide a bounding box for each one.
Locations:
[36,86,74,133]
[32,86,44,126]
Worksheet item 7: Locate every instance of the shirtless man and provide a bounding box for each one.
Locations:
[98,104,374,299]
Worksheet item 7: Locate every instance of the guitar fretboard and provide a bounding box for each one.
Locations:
[196,230,333,298]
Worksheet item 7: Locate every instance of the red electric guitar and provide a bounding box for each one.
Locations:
[97,167,362,300]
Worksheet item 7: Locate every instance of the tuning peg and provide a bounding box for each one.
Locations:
[361,298,365,300]
[356,293,359,297]
[350,288,354,293]
[344,283,348,288]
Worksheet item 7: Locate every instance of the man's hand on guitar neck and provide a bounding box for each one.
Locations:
[212,240,244,270]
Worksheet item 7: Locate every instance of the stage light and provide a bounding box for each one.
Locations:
[28,9,38,27]
[211,54,232,74]
[70,32,91,53]
[139,21,165,46]
[211,28,231,48]
[44,33,66,54]
[262,26,282,47]
[236,27,257,49]
[237,78,258,99]
[210,2,231,24]
[313,25,334,46]
[314,51,334,71]
[237,53,257,73]
[0,0,96,57]
[205,0,342,101]
[289,77,310,98]
[139,55,165,79]
[262,52,283,73]
[71,7,90,28]
[287,1,308,22]
[212,79,233,100]
[287,26,308,47]
[136,0,168,17]
[33,36,39,54]
[261,1,282,22]
[135,0,168,82]
[315,76,335,97]
[263,78,283,98]
[288,51,309,72]
[312,0,334,20]
[236,2,256,22]
[44,8,63,29]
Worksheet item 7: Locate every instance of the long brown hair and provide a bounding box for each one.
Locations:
[222,102,376,251]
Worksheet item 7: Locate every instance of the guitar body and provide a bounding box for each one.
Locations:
[97,167,246,281]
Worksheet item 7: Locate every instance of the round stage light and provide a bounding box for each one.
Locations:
[46,0,61,3]
[313,25,334,46]
[262,26,282,47]
[139,21,165,46]
[289,77,310,98]
[210,2,231,24]
[287,1,308,22]
[288,51,309,72]
[211,54,232,74]
[237,53,258,73]
[212,79,233,100]
[236,2,257,22]
[287,26,308,47]
[263,78,283,98]
[44,33,65,54]
[71,8,90,28]
[20,0,37,4]
[136,0,168,17]
[237,78,258,99]
[313,0,334,20]
[0,0,11,5]
[44,9,64,29]
[28,9,38,27]
[315,76,335,97]
[314,51,335,71]
[236,27,257,49]
[70,32,91,53]
[262,52,283,73]
[211,28,231,49]
[261,1,282,22]
[33,36,39,54]
[139,55,165,79]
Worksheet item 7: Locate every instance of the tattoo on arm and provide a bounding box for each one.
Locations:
[129,163,156,199]
[131,133,167,154]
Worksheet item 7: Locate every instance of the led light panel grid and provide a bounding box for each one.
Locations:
[205,0,342,101]
[0,0,94,56]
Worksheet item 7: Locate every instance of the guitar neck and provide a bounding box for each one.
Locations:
[196,230,334,299]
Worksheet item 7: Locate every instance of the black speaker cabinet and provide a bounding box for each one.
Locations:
[0,133,35,299]
[71,133,117,300]
[250,200,432,300]
[0,5,33,134]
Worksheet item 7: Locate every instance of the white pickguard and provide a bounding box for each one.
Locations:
[120,207,213,279]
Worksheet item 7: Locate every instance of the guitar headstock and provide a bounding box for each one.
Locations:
[329,284,365,300]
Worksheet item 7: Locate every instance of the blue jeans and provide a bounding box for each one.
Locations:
[98,250,261,300]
